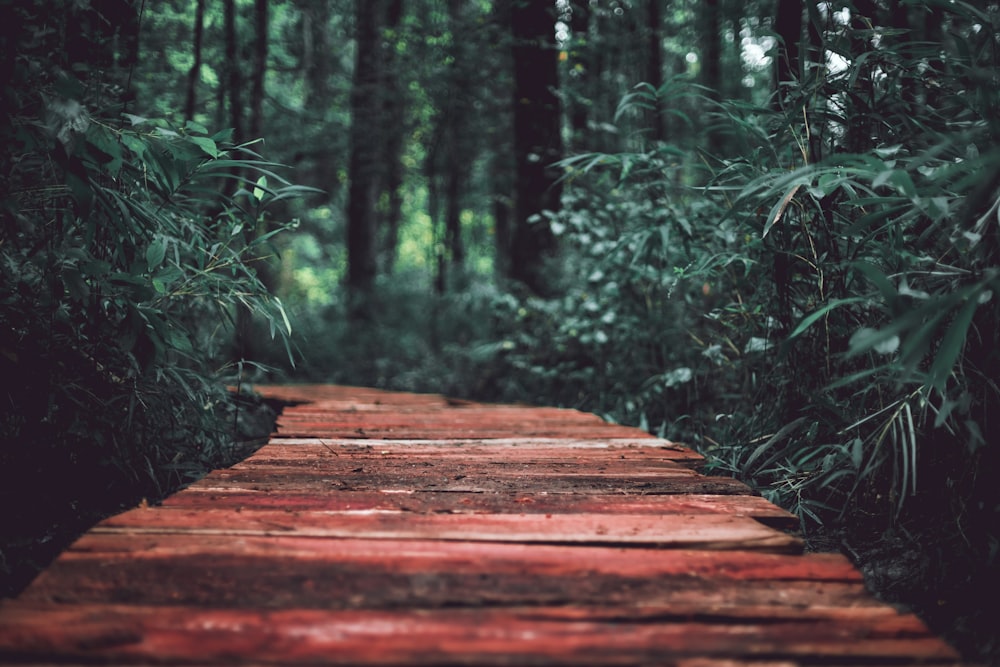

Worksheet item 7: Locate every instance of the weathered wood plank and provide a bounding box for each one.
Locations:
[0,604,960,665]
[228,456,699,476]
[90,508,802,552]
[272,424,657,439]
[20,535,862,610]
[45,535,861,580]
[245,438,704,462]
[200,466,755,495]
[161,490,798,527]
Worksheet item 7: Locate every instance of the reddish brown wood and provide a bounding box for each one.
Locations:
[90,508,802,552]
[0,384,965,665]
[161,490,799,527]
[0,604,961,665]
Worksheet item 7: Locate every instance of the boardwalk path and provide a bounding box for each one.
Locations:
[0,385,965,665]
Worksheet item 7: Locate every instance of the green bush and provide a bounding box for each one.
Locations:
[480,3,1000,544]
[1,13,307,505]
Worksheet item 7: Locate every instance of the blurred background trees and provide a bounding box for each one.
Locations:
[3,0,999,659]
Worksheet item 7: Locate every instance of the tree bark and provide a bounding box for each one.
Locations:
[509,0,563,295]
[224,0,244,143]
[184,0,206,122]
[301,0,332,108]
[701,0,723,155]
[379,0,406,276]
[346,0,382,315]
[774,0,802,105]
[567,0,591,149]
[248,0,268,141]
[645,0,665,143]
[443,0,469,283]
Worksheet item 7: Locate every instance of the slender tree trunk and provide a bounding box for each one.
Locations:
[567,0,591,149]
[346,0,382,315]
[234,0,270,363]
[701,0,722,155]
[491,155,513,281]
[224,0,243,143]
[509,0,563,295]
[774,0,802,105]
[184,0,206,121]
[645,0,665,143]
[301,0,332,107]
[486,0,514,279]
[248,0,268,141]
[445,161,465,272]
[442,0,469,285]
[379,0,406,276]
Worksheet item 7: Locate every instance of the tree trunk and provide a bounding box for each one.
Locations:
[184,0,206,122]
[567,0,591,149]
[445,160,465,273]
[774,0,802,103]
[378,0,406,276]
[346,0,382,315]
[700,0,722,155]
[301,0,332,108]
[645,0,665,143]
[248,0,268,141]
[443,0,470,285]
[235,0,271,362]
[224,0,243,143]
[488,0,514,280]
[509,0,563,295]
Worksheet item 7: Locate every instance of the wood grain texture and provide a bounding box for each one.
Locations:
[0,384,965,665]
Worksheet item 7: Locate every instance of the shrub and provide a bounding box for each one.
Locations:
[1,12,307,507]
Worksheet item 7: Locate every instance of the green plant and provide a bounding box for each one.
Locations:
[494,1,1000,538]
[1,12,311,503]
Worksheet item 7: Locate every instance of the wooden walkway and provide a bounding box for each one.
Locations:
[0,385,966,665]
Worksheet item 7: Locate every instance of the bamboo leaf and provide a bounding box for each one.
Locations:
[788,297,866,340]
[145,236,167,271]
[762,182,802,238]
[929,294,979,392]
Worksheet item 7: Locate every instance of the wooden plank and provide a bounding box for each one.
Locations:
[0,604,960,665]
[160,490,799,528]
[45,535,861,580]
[20,536,870,610]
[245,438,704,462]
[199,466,754,495]
[271,424,657,439]
[90,508,803,552]
[224,461,701,479]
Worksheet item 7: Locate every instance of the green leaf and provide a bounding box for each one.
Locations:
[872,169,917,199]
[788,297,866,341]
[929,295,979,391]
[146,237,167,271]
[190,136,219,158]
[85,127,124,176]
[253,175,268,202]
[853,262,898,303]
[274,297,292,336]
[762,182,803,238]
[185,120,209,135]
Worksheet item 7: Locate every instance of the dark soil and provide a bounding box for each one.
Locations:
[805,518,1000,666]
